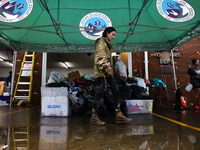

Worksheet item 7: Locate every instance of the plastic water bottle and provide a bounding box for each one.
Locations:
[185,84,193,92]
[7,82,11,93]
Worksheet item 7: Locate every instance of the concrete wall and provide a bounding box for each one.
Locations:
[0,68,12,78]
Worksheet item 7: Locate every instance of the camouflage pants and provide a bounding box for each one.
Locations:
[92,77,120,114]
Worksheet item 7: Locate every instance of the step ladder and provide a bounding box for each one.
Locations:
[12,52,35,106]
[12,126,30,150]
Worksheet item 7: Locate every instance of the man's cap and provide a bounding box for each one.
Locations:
[9,71,12,73]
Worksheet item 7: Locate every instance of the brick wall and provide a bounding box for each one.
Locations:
[14,51,42,106]
[132,36,200,105]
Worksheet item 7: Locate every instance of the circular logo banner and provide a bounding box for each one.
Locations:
[156,0,195,22]
[0,0,33,23]
[79,12,112,40]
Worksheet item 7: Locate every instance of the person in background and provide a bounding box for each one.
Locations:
[5,71,12,87]
[90,27,132,125]
[187,59,200,109]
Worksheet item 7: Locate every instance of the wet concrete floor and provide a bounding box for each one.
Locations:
[0,106,200,150]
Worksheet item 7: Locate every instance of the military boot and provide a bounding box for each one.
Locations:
[90,126,106,134]
[90,114,105,125]
[115,112,132,124]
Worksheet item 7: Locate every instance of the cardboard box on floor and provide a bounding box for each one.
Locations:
[68,70,80,80]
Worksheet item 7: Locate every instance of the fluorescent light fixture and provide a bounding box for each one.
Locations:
[63,62,68,69]
[9,62,13,66]
[0,57,3,61]
[3,145,8,149]
[112,52,120,57]
[111,52,117,56]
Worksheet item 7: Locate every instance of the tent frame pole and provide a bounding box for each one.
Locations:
[144,51,149,94]
[39,0,69,50]
[41,53,47,87]
[127,0,133,78]
[121,0,149,51]
[10,50,17,107]
[171,50,177,90]
[128,53,132,77]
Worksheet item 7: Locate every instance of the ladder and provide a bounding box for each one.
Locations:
[12,52,35,106]
[12,126,30,150]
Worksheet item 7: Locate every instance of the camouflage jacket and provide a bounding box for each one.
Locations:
[94,37,114,78]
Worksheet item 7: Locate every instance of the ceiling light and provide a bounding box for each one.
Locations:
[63,62,68,69]
[9,62,13,66]
[111,52,117,56]
[0,57,3,61]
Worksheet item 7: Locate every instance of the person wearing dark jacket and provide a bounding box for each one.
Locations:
[5,71,12,87]
[90,27,132,125]
[187,59,200,109]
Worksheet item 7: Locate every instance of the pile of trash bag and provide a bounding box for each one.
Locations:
[45,71,152,117]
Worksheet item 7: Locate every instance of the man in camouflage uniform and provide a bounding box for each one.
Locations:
[90,27,132,125]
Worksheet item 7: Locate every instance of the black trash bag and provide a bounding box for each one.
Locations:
[13,99,19,106]
[46,82,69,88]
[118,85,132,100]
[72,97,84,114]
[104,87,126,114]
[79,76,87,82]
[79,90,112,117]
[76,91,85,98]
[130,85,152,99]
[79,90,94,116]
[6,99,10,104]
[98,98,113,117]
[90,83,97,95]
[126,77,137,84]
[73,91,86,114]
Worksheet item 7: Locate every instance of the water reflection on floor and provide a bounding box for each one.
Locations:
[0,125,199,150]
[0,106,200,150]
